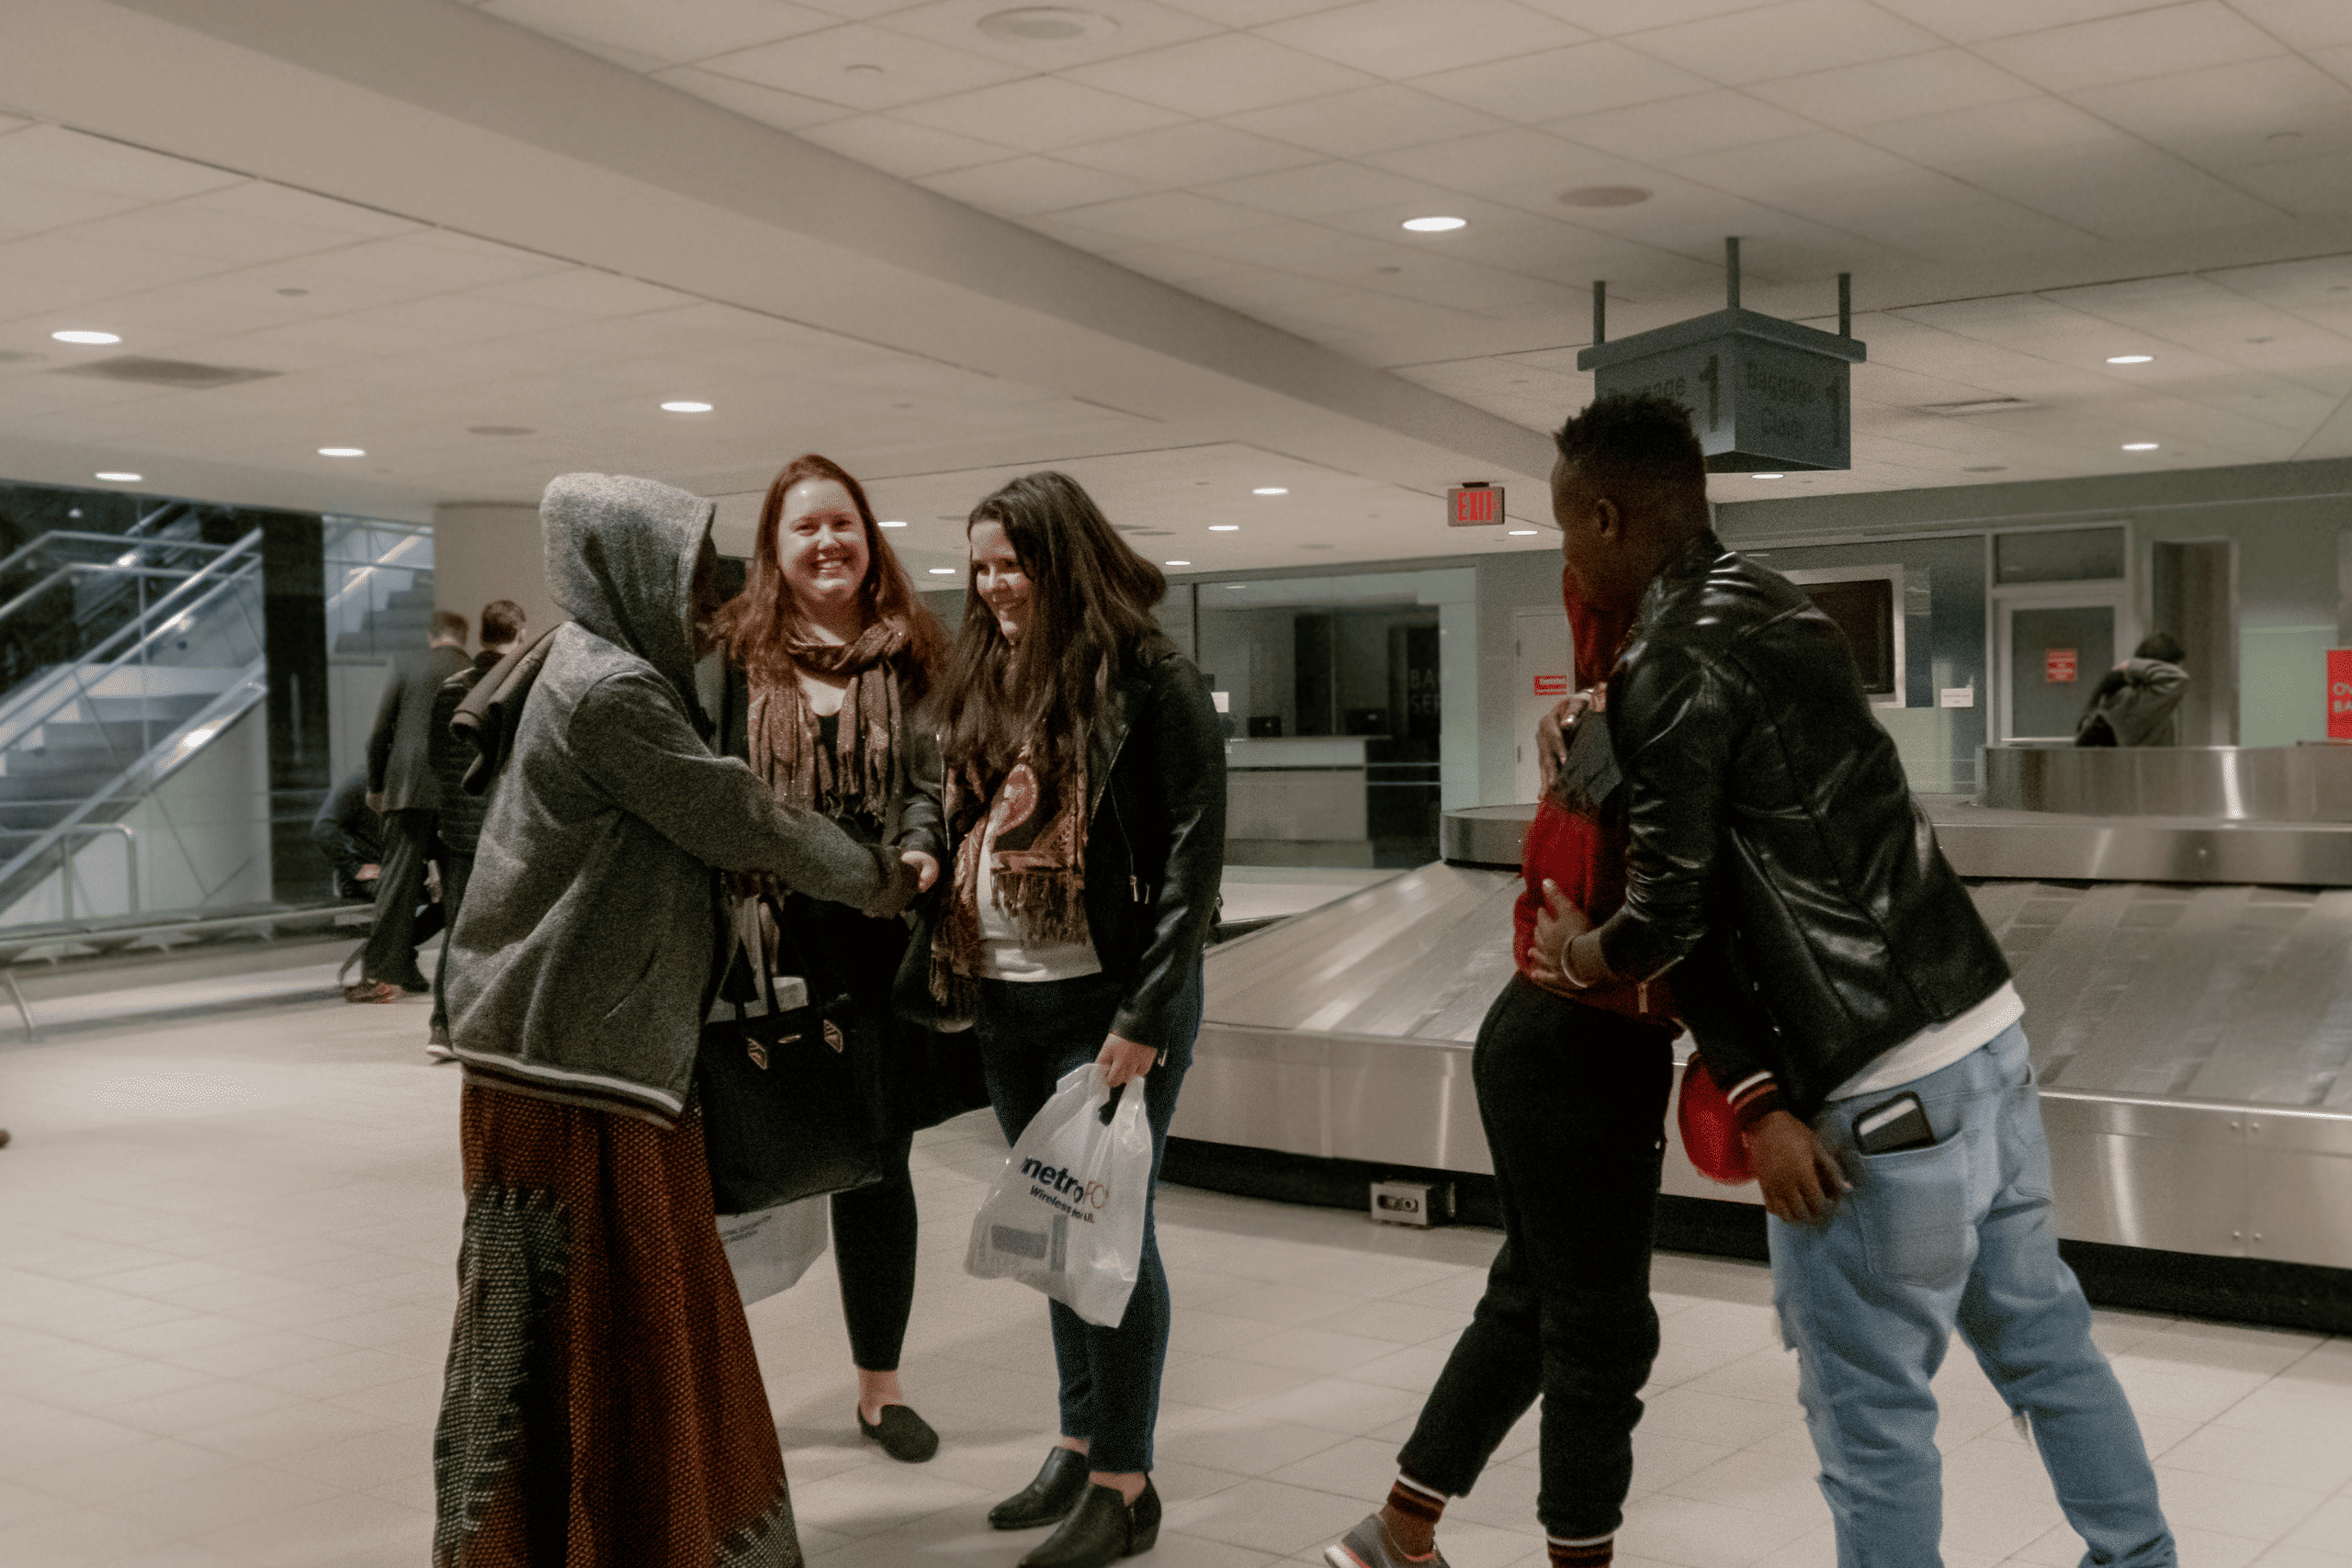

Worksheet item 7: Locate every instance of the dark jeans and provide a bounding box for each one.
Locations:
[975,965,1200,1476]
[363,808,438,987]
[1397,975,1675,1541]
[428,849,473,1032]
[833,1129,918,1372]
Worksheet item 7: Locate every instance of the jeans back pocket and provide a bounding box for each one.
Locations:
[1854,1134,1974,1290]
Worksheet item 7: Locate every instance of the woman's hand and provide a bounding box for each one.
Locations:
[1535,691,1596,797]
[1525,878,1592,996]
[861,854,924,919]
[901,849,940,894]
[1097,1032,1159,1088]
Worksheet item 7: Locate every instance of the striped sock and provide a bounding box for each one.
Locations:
[1381,1475,1446,1559]
[1547,1535,1612,1567]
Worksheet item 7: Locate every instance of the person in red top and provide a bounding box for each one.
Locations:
[1324,566,1678,1568]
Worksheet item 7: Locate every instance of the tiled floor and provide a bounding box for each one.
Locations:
[1,987,2348,1567]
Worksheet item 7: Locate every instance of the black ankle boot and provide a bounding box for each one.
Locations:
[1019,1480,1159,1568]
[989,1447,1091,1530]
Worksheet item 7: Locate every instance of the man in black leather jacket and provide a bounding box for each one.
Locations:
[1537,394,2174,1566]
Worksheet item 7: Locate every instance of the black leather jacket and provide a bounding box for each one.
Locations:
[1592,534,2011,1120]
[1082,637,1227,1053]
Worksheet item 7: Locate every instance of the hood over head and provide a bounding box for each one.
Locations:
[541,472,711,700]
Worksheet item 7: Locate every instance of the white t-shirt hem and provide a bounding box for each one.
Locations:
[1826,981,2024,1101]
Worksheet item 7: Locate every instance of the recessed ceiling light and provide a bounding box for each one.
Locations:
[1401,216,1466,232]
[661,400,713,413]
[1751,473,1785,479]
[927,567,956,575]
[2106,355,2154,365]
[277,287,309,297]
[1252,486,1287,495]
[52,330,119,344]
[2122,442,2159,451]
[1507,528,1539,536]
[1164,559,1190,566]
[880,519,908,528]
[978,6,1119,42]
[468,424,534,436]
[318,446,365,457]
[94,471,141,482]
[1208,525,1238,532]
[1557,186,1651,208]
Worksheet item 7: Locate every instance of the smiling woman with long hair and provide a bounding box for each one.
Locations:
[708,453,955,1463]
[930,470,1225,1568]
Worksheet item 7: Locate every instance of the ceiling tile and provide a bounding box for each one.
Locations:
[1867,0,2189,44]
[1363,127,1668,215]
[1414,40,1714,123]
[1223,85,1510,157]
[650,65,857,131]
[1549,88,1817,161]
[1961,143,2289,239]
[894,77,1188,152]
[2318,44,2352,95]
[0,178,161,245]
[1194,160,1455,217]
[1745,48,2039,129]
[797,113,1016,177]
[1857,96,2127,167]
[917,156,1152,215]
[1059,121,1322,186]
[467,270,698,320]
[1258,0,1589,79]
[477,0,838,62]
[1092,243,1253,284]
[1156,0,1361,22]
[874,0,1220,69]
[1049,191,1287,243]
[2070,57,2352,171]
[0,127,246,203]
[1973,3,2285,95]
[2225,148,2352,216]
[189,182,421,243]
[1515,0,1786,34]
[700,22,1027,110]
[1622,0,1943,87]
[2229,0,2352,50]
[1068,33,1381,116]
[1664,130,1914,192]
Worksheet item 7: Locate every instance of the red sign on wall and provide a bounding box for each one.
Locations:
[1533,674,1569,697]
[1448,484,1504,525]
[2329,649,2352,739]
[2044,648,2078,684]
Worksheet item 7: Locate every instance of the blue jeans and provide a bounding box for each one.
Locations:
[1769,1024,2174,1568]
[975,965,1199,1475]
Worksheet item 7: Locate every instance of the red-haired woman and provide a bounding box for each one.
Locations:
[710,454,952,1463]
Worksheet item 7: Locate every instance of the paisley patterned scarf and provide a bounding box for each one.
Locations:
[933,751,1088,1009]
[745,621,908,823]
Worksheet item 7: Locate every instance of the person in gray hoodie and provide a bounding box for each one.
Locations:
[2075,633,2190,748]
[432,472,917,1568]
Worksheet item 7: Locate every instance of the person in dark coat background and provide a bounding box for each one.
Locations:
[311,768,383,902]
[424,599,526,1058]
[351,610,469,1003]
[2075,633,2190,748]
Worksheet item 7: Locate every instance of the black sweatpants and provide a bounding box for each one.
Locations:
[1396,974,1676,1541]
[832,1129,919,1371]
[428,849,473,1033]
[362,807,438,987]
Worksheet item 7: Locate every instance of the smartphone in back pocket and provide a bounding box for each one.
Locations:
[1853,1091,1936,1155]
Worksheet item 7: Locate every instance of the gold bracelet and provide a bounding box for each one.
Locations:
[1555,932,1594,989]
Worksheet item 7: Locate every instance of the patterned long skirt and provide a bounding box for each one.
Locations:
[433,1078,797,1568]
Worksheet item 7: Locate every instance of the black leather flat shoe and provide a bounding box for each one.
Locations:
[856,1404,938,1463]
[989,1446,1091,1530]
[1019,1479,1159,1568]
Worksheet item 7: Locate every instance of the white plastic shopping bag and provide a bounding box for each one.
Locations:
[718,1196,830,1307]
[966,1064,1152,1327]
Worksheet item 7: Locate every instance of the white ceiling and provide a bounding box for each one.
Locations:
[0,0,2350,568]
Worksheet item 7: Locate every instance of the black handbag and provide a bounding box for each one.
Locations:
[695,898,889,1216]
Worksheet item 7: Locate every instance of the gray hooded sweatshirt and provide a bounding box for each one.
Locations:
[446,473,889,1126]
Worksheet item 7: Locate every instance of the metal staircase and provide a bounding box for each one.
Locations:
[0,527,266,919]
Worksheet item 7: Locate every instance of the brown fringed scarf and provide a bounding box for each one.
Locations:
[933,751,1088,1010]
[746,622,909,821]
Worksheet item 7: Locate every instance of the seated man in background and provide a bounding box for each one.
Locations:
[311,768,381,902]
[1538,393,2176,1568]
[422,598,526,1060]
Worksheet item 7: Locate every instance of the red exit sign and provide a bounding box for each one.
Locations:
[1448,484,1505,525]
[1533,674,1568,697]
[2044,648,2078,684]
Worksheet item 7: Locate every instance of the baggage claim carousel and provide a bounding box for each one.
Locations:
[1168,745,2352,1331]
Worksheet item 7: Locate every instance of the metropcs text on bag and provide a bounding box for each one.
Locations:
[966,1064,1152,1328]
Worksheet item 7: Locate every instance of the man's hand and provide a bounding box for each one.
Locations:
[1097,1031,1158,1088]
[357,863,381,881]
[900,849,940,894]
[1534,692,1594,797]
[1750,1110,1849,1224]
[860,852,924,919]
[1525,878,1592,996]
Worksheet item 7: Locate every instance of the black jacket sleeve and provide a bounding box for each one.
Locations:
[1593,641,1738,983]
[894,696,945,866]
[1111,655,1227,1052]
[365,662,402,797]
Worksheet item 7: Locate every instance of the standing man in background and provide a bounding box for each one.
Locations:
[350,609,469,1004]
[423,600,526,1058]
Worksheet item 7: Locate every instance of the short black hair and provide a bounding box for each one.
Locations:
[429,610,468,644]
[1553,393,1708,505]
[2135,632,2186,664]
[480,599,526,647]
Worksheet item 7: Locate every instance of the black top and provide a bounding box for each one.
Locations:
[428,650,504,853]
[367,642,472,812]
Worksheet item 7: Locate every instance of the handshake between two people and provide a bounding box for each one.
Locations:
[729,848,940,920]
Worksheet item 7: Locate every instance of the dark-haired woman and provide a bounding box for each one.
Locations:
[711,454,953,1463]
[931,471,1225,1568]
